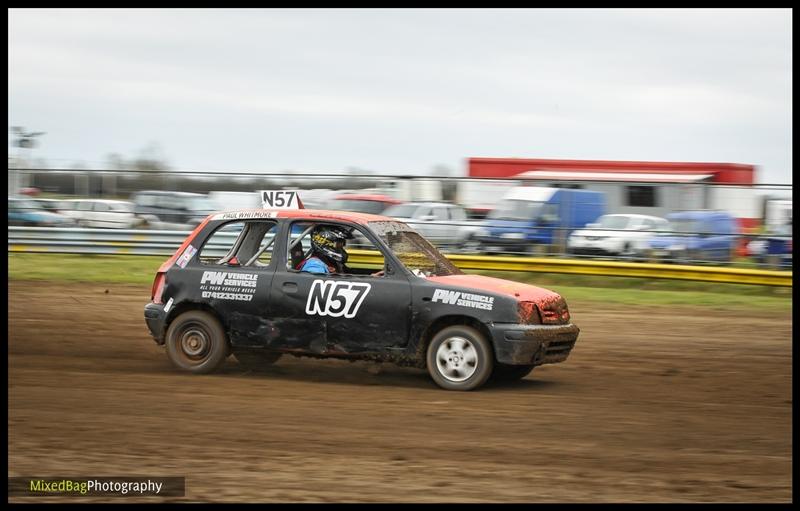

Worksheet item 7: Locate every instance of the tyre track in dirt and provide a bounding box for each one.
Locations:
[8,281,792,502]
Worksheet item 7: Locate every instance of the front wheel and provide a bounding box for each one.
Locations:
[165,310,230,374]
[426,325,494,391]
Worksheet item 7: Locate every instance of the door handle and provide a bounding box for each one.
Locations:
[282,282,298,293]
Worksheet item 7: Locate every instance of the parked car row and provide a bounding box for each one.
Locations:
[8,191,218,230]
[322,189,754,264]
[9,187,789,268]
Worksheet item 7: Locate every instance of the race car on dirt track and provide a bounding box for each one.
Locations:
[144,194,580,390]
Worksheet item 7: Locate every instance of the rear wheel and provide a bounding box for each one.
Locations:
[426,325,494,391]
[491,363,535,382]
[234,350,283,372]
[165,310,230,374]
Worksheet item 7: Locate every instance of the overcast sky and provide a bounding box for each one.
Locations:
[8,8,793,183]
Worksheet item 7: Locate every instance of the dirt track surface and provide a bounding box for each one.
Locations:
[8,281,792,503]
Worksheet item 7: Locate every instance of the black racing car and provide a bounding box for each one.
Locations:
[144,207,580,391]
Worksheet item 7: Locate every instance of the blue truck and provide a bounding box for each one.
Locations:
[471,187,606,254]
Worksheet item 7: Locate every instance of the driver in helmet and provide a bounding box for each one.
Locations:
[298,225,350,274]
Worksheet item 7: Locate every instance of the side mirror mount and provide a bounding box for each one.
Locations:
[419,215,436,222]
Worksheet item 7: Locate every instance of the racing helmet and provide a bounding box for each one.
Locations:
[310,225,348,266]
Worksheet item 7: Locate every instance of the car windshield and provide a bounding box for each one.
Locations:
[382,204,418,218]
[328,199,389,215]
[596,216,632,230]
[369,221,462,277]
[488,199,544,221]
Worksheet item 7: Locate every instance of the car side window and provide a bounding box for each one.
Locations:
[137,194,157,207]
[450,207,467,222]
[198,220,279,267]
[432,207,448,221]
[78,201,92,211]
[93,202,109,212]
[286,221,386,277]
[157,195,176,209]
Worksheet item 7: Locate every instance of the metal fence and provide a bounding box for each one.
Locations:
[8,227,792,287]
[8,167,792,270]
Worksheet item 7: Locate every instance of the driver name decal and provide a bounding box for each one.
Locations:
[306,280,371,319]
[431,289,494,311]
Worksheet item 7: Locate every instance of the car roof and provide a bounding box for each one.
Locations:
[667,210,733,220]
[135,190,206,197]
[212,208,393,225]
[331,194,402,203]
[392,201,459,207]
[600,213,666,221]
[68,198,132,204]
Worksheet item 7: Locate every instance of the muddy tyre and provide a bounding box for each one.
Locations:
[426,325,494,391]
[234,350,282,372]
[165,310,230,374]
[491,363,535,382]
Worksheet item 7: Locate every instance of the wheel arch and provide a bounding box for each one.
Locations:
[417,314,494,363]
[165,300,228,336]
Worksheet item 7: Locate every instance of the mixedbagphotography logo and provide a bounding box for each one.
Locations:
[8,477,186,497]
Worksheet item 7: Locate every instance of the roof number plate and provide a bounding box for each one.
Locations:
[260,190,303,210]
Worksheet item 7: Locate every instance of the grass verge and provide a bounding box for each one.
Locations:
[8,253,792,311]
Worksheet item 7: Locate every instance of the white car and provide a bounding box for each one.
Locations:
[61,199,145,229]
[382,202,476,249]
[567,214,669,258]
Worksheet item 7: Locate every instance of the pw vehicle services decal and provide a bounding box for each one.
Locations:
[305,280,371,319]
[431,289,494,311]
[200,271,259,302]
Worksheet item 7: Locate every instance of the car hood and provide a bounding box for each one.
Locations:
[426,274,562,306]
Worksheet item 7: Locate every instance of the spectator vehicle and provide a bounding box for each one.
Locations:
[472,187,606,254]
[748,222,792,269]
[648,210,738,263]
[8,196,77,227]
[382,201,477,249]
[131,190,218,230]
[143,199,580,391]
[59,199,144,229]
[567,214,669,259]
[326,194,402,215]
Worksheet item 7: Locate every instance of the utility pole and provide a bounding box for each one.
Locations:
[9,126,46,194]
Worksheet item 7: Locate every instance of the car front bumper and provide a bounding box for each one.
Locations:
[489,322,580,366]
[144,302,167,344]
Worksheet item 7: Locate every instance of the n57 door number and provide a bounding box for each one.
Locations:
[305,280,371,319]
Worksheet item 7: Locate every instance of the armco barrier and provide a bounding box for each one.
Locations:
[8,227,792,287]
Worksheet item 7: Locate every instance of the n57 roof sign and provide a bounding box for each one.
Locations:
[260,190,303,209]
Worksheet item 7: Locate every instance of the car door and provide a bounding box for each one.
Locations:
[180,219,280,348]
[91,201,110,228]
[428,206,450,244]
[407,206,430,238]
[269,220,412,356]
